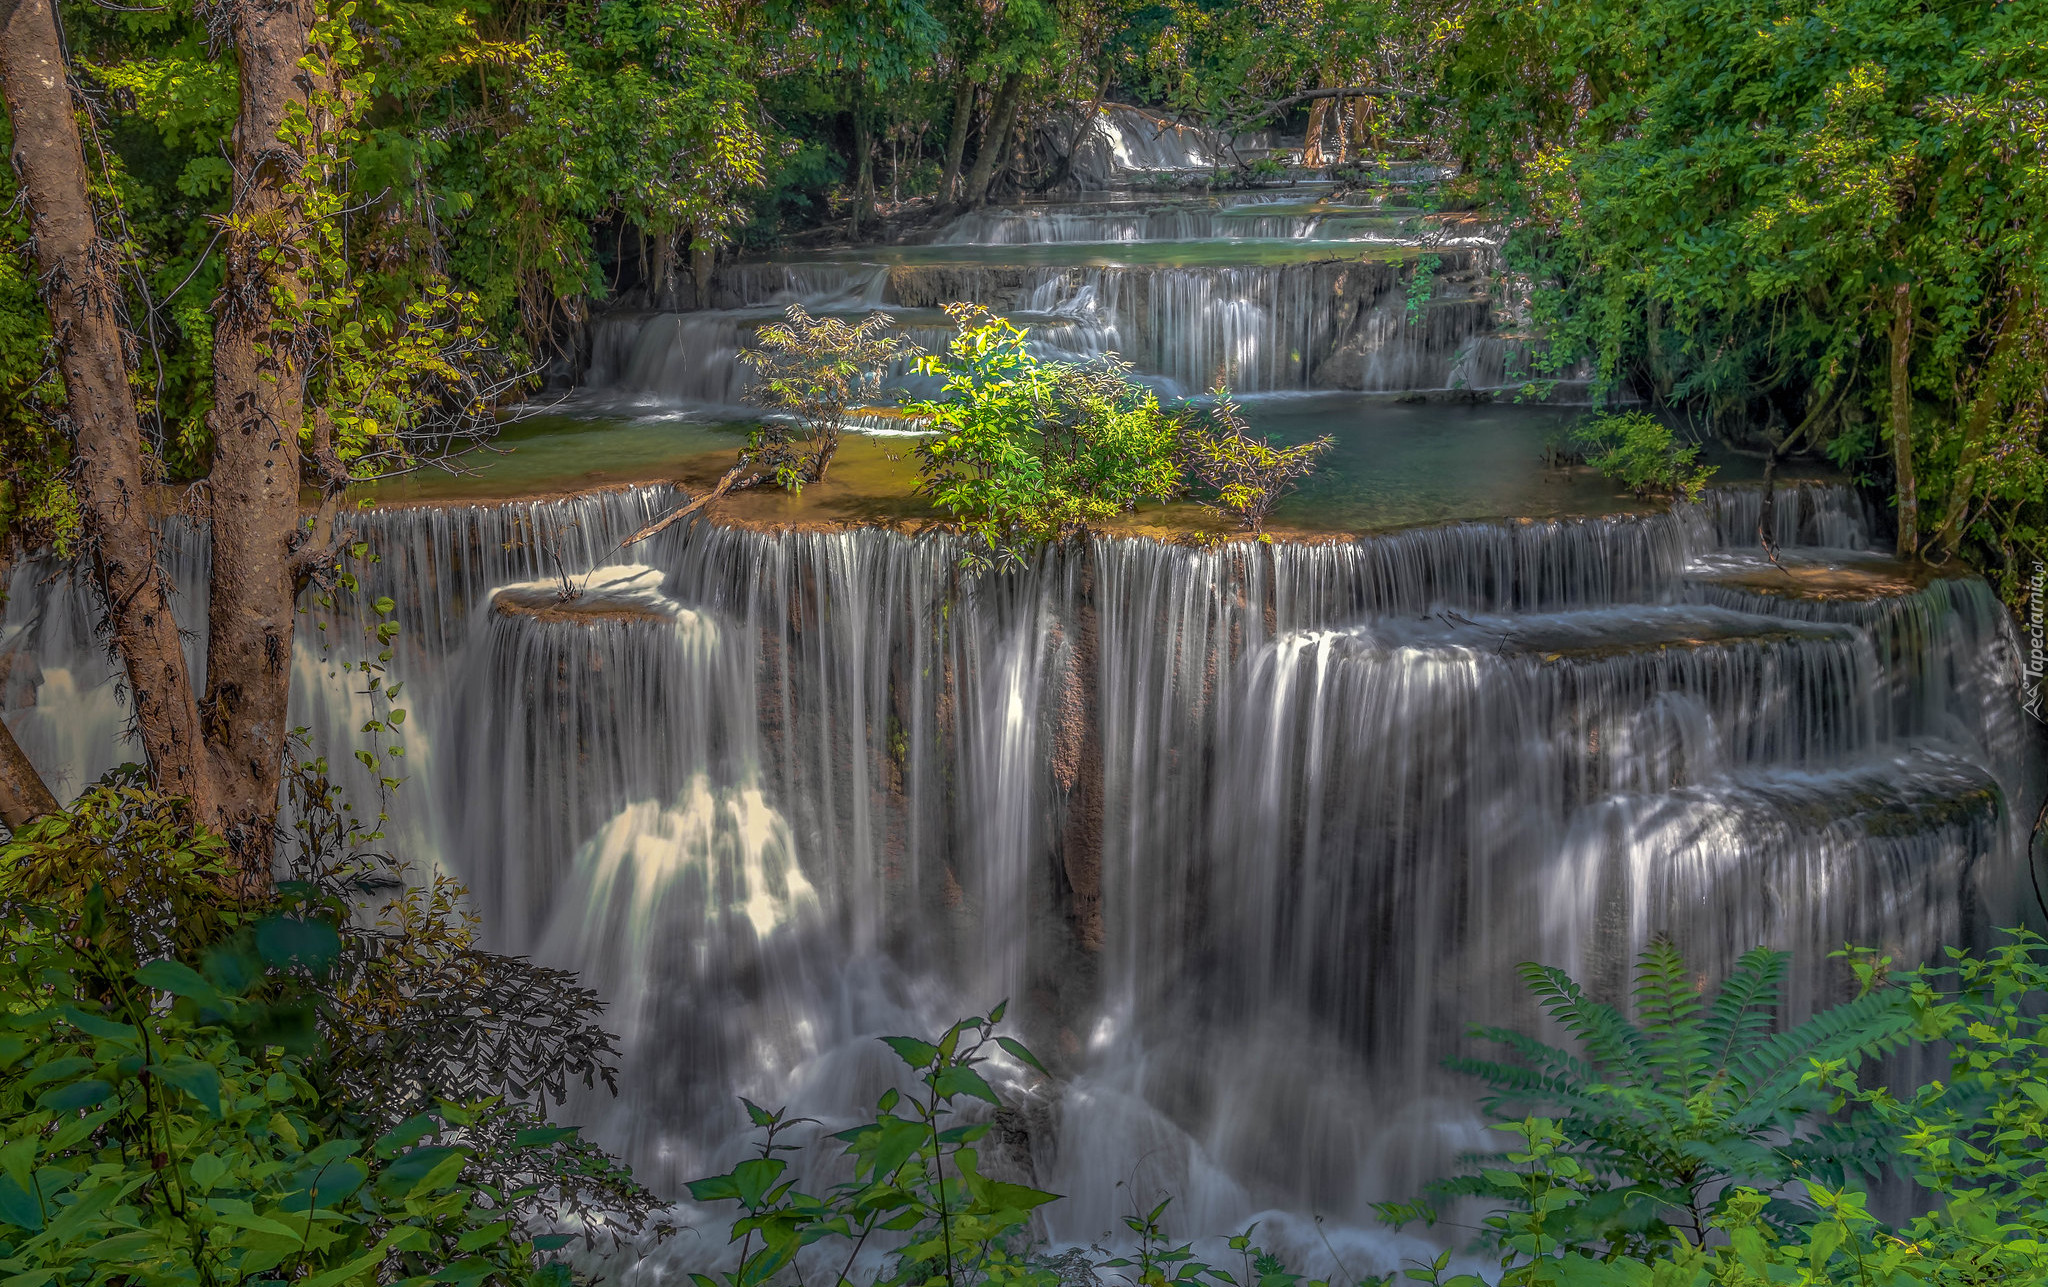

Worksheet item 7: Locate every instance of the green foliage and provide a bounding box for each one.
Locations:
[739,306,921,491]
[1860,931,2048,1283]
[684,1005,1059,1287]
[0,874,574,1286]
[909,305,1182,571]
[0,772,663,1282]
[1381,933,2048,1285]
[1403,938,1916,1259]
[1441,0,2048,594]
[1405,256,1441,326]
[1180,388,1331,533]
[1569,413,1716,501]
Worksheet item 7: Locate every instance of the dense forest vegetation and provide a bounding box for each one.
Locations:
[2,0,2042,597]
[2,1,2047,1285]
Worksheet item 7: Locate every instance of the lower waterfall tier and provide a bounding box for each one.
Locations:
[0,488,2036,1267]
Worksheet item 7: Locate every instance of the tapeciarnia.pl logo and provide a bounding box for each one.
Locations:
[2025,561,2046,724]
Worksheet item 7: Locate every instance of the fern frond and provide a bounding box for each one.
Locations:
[1725,988,1916,1128]
[1518,961,1652,1086]
[1633,936,1709,1097]
[1463,1025,1599,1089]
[1700,946,1787,1074]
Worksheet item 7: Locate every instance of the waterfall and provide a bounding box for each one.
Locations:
[580,253,1500,408]
[5,478,2032,1260]
[4,139,2038,1274]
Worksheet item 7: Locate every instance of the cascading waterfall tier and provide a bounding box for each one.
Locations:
[3,480,2033,1264]
[576,186,1520,411]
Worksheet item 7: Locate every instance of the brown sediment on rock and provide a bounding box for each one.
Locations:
[1046,560,1106,955]
[490,589,671,623]
[1694,556,1950,602]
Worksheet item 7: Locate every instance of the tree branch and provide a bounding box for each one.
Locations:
[1224,86,1419,133]
[620,464,748,549]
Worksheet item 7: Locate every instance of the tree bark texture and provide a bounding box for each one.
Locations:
[849,83,875,235]
[963,72,1023,208]
[0,0,210,807]
[0,717,58,830]
[1048,554,1104,954]
[1889,281,1917,558]
[938,77,975,205]
[203,0,323,888]
[1932,291,2027,557]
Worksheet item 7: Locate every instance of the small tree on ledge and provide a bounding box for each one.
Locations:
[739,304,920,491]
[1181,387,1333,533]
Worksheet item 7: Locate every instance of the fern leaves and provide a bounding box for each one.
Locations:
[1435,937,1915,1259]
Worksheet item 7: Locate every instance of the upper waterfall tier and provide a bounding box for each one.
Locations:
[574,186,1519,412]
[583,253,1514,406]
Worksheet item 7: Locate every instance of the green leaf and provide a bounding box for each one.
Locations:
[687,1172,742,1203]
[932,1064,999,1104]
[0,1173,42,1231]
[135,959,222,1003]
[996,1036,1047,1074]
[374,1114,437,1157]
[37,1080,114,1112]
[880,1035,939,1068]
[149,1057,223,1117]
[458,1220,513,1252]
[731,1157,786,1208]
[256,915,342,971]
[376,1145,468,1198]
[514,1126,579,1148]
[21,1056,94,1090]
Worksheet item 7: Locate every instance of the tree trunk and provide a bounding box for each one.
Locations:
[204,0,323,891]
[1304,98,1329,167]
[649,232,675,307]
[1889,281,1917,559]
[963,72,1024,209]
[690,234,714,310]
[849,81,875,237]
[0,717,58,829]
[0,0,210,806]
[938,77,975,205]
[1932,292,2027,557]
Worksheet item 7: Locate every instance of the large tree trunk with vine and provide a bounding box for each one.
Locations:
[1888,281,1917,558]
[203,0,323,891]
[1931,291,2028,557]
[963,72,1024,209]
[0,0,210,810]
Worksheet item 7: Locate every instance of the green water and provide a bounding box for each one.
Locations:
[358,396,1742,534]
[811,239,1436,270]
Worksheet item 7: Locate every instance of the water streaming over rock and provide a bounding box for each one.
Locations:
[3,161,2039,1275]
[5,479,2033,1260]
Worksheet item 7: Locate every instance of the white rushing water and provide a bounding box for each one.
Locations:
[3,171,2040,1278]
[3,483,2034,1273]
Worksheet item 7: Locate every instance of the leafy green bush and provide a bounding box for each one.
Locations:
[0,885,573,1287]
[1382,933,2048,1286]
[0,771,662,1284]
[1569,412,1716,500]
[909,305,1182,571]
[684,1006,1058,1287]
[1387,938,1916,1260]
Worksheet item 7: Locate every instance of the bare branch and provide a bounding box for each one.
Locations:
[621,464,749,549]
